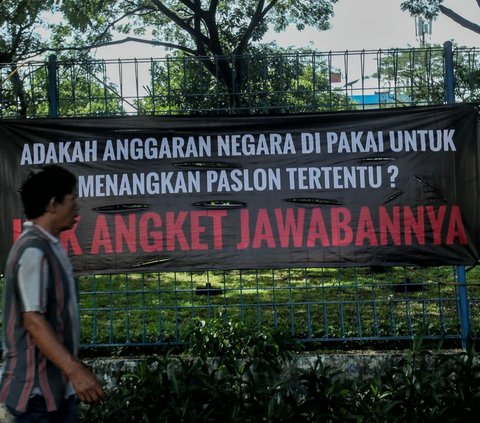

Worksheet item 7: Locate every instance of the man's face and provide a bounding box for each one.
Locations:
[54,192,79,232]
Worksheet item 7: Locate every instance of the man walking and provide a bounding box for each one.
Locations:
[0,165,105,422]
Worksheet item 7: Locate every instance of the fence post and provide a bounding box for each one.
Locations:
[443,41,455,104]
[444,41,471,349]
[47,54,58,118]
[456,266,471,349]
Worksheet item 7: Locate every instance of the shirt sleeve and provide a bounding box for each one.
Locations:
[17,247,49,313]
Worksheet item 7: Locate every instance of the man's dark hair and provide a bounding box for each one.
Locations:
[20,165,77,219]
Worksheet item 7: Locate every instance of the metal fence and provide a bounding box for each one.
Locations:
[1,44,480,118]
[76,266,480,349]
[1,43,479,349]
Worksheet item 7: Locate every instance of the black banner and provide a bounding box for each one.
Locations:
[0,104,479,273]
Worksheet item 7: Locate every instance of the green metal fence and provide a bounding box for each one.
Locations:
[2,45,479,118]
[76,266,480,348]
[1,43,480,349]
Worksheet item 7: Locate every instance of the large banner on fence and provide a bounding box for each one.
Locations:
[0,104,479,273]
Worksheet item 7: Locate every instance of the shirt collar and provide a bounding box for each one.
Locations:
[23,221,60,244]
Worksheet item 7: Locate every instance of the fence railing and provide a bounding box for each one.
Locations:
[1,43,479,349]
[76,266,480,348]
[1,45,480,118]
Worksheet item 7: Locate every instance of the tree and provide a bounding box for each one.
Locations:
[0,0,55,63]
[0,0,59,116]
[399,2,480,106]
[401,0,480,35]
[59,0,339,110]
[0,1,127,118]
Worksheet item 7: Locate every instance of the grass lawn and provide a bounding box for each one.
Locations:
[77,265,480,348]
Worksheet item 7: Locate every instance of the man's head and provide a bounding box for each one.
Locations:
[21,166,78,230]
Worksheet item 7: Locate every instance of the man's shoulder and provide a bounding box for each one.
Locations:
[17,228,50,249]
[8,228,52,263]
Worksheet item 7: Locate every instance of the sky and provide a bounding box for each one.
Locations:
[264,0,480,51]
[94,0,480,59]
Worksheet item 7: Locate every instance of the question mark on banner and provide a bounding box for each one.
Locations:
[387,165,399,187]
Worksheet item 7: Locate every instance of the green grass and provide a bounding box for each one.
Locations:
[76,265,480,347]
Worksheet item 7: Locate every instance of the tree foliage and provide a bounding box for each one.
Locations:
[0,0,343,115]
[59,0,339,109]
[401,0,480,35]
[0,0,123,117]
[0,58,126,118]
[137,44,350,115]
[60,0,338,55]
[373,45,480,106]
[0,0,56,63]
[0,0,57,116]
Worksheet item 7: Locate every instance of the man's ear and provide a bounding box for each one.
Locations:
[45,197,57,213]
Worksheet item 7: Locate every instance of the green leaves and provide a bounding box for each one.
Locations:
[400,0,444,20]
[79,320,480,422]
[53,1,340,107]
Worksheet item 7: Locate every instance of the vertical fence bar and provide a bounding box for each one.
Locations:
[456,266,471,349]
[444,41,455,104]
[47,54,58,118]
[445,40,471,349]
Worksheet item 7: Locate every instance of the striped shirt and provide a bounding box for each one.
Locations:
[0,223,79,412]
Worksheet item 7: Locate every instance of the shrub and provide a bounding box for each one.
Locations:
[79,321,480,422]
